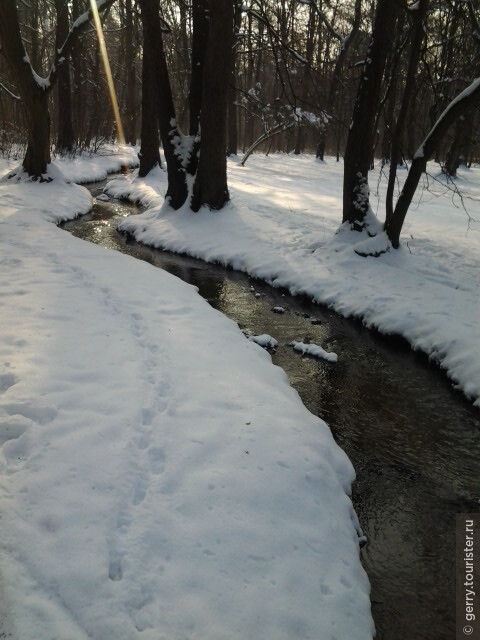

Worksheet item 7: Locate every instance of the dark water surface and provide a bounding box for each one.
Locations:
[62,184,480,640]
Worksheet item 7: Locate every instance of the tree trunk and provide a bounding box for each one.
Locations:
[191,0,234,211]
[54,0,75,153]
[124,0,137,145]
[189,0,208,137]
[0,0,51,176]
[138,0,188,208]
[227,1,242,156]
[24,96,51,177]
[444,113,471,177]
[342,0,396,226]
[71,0,86,146]
[244,11,255,149]
[138,19,161,177]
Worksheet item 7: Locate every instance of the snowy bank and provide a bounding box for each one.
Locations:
[0,154,373,638]
[111,154,480,407]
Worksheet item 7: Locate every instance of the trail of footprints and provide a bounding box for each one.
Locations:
[108,311,171,585]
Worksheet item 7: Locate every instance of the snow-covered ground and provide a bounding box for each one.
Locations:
[0,147,373,639]
[107,153,480,407]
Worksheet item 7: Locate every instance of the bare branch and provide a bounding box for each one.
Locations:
[48,0,117,89]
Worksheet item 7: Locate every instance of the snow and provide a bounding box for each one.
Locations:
[0,149,373,638]
[111,153,480,407]
[290,341,338,363]
[248,334,278,349]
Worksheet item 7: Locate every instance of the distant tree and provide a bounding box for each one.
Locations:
[314,0,362,161]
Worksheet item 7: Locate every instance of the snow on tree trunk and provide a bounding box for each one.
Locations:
[342,0,397,227]
[138,0,188,208]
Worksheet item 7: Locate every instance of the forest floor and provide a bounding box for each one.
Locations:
[0,146,373,639]
[0,145,478,639]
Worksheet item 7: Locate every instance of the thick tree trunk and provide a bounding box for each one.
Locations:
[24,96,51,177]
[0,0,51,176]
[54,0,75,153]
[189,0,208,137]
[71,0,86,145]
[385,79,480,247]
[139,24,160,177]
[342,0,396,226]
[227,1,243,156]
[138,0,188,208]
[186,0,208,175]
[124,0,137,145]
[191,0,234,211]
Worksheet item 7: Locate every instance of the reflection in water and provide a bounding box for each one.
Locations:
[62,189,480,640]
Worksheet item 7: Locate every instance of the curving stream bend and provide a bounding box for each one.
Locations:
[61,182,480,640]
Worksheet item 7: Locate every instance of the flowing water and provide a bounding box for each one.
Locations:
[62,183,480,640]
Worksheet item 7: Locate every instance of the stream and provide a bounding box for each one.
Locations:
[61,181,480,640]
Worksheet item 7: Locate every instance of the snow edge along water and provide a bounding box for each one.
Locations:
[107,154,480,409]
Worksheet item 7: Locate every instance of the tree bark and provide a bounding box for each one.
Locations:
[342,0,397,226]
[0,0,51,176]
[191,0,234,211]
[227,0,243,156]
[138,0,188,208]
[189,0,208,137]
[124,0,137,145]
[138,16,161,177]
[54,0,75,154]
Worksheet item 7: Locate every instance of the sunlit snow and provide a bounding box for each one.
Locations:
[0,147,374,639]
